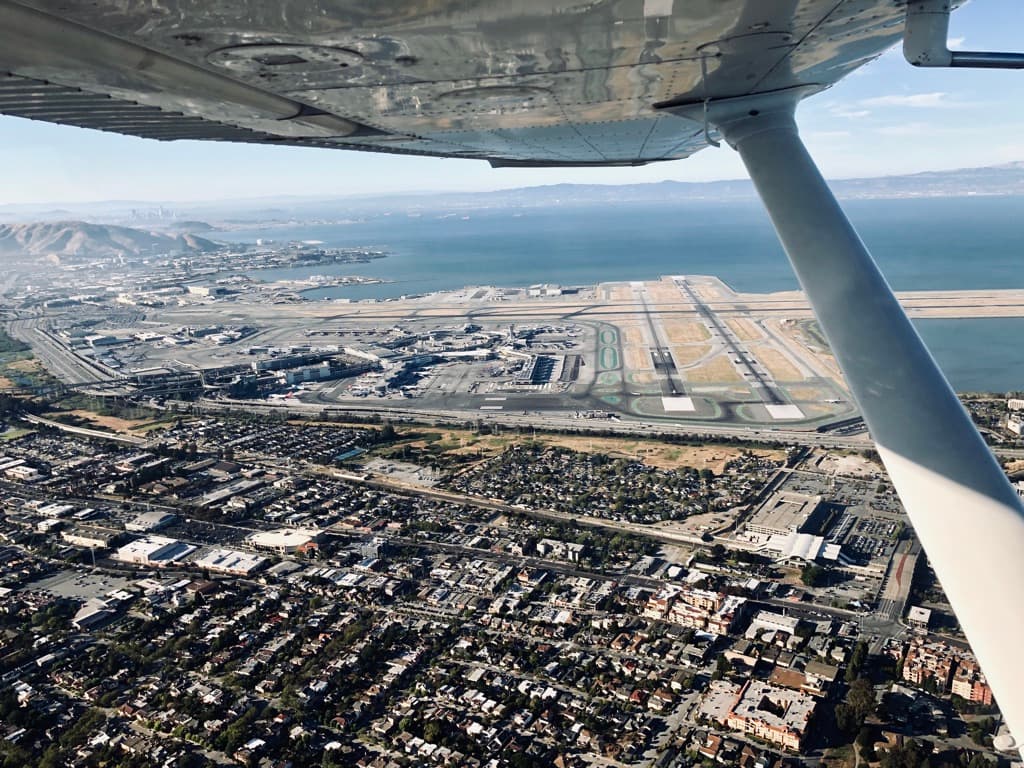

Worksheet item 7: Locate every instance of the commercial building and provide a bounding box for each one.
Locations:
[743,492,831,543]
[61,526,120,550]
[125,510,177,532]
[284,362,332,385]
[747,610,801,638]
[759,532,841,564]
[725,680,818,752]
[36,503,75,518]
[5,464,41,482]
[907,605,932,629]
[73,598,118,631]
[245,528,323,555]
[192,548,268,576]
[114,536,196,567]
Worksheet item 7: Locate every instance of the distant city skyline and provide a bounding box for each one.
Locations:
[1,0,1021,205]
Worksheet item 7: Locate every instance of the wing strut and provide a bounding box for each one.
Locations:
[669,90,1024,755]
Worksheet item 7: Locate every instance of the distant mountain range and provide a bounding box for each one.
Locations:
[1,162,1023,223]
[0,221,218,260]
[419,161,1024,208]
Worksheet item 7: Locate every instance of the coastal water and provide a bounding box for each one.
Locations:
[915,318,1024,393]
[216,196,1024,392]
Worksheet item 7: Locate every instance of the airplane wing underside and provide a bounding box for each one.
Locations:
[0,0,924,166]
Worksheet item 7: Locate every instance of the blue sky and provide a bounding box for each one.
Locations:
[1,0,1021,204]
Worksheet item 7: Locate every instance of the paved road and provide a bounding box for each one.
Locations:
[184,396,1024,463]
[188,396,874,449]
[6,316,118,385]
[22,413,145,446]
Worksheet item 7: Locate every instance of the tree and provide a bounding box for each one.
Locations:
[835,703,859,735]
[712,655,732,681]
[801,564,827,587]
[835,678,876,737]
[878,738,933,768]
[848,678,876,721]
[857,727,878,762]
[423,719,443,744]
[965,754,995,768]
[846,640,869,683]
[967,717,996,747]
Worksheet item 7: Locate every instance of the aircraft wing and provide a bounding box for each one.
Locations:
[1,0,916,166]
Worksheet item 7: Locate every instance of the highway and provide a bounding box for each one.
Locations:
[6,316,120,385]
[182,396,1024,462]
[21,413,146,446]
[185,396,876,450]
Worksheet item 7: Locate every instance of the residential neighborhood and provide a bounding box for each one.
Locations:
[0,410,1012,768]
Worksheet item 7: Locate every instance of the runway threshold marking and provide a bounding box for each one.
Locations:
[661,397,696,412]
[765,404,804,420]
[479,405,504,410]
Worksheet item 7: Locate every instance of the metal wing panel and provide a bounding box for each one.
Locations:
[0,72,286,142]
[6,0,813,87]
[753,0,908,92]
[0,0,919,164]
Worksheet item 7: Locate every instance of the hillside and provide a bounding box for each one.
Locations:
[0,221,218,260]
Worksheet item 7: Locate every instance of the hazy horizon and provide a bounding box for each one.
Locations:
[2,158,1023,211]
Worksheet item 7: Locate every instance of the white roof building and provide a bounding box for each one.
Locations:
[245,528,322,554]
[193,548,268,576]
[907,605,932,628]
[125,510,177,532]
[761,532,841,563]
[114,536,196,566]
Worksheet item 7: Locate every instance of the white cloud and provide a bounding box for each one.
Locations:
[861,92,954,108]
[874,122,932,137]
[830,106,872,119]
[948,36,966,50]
